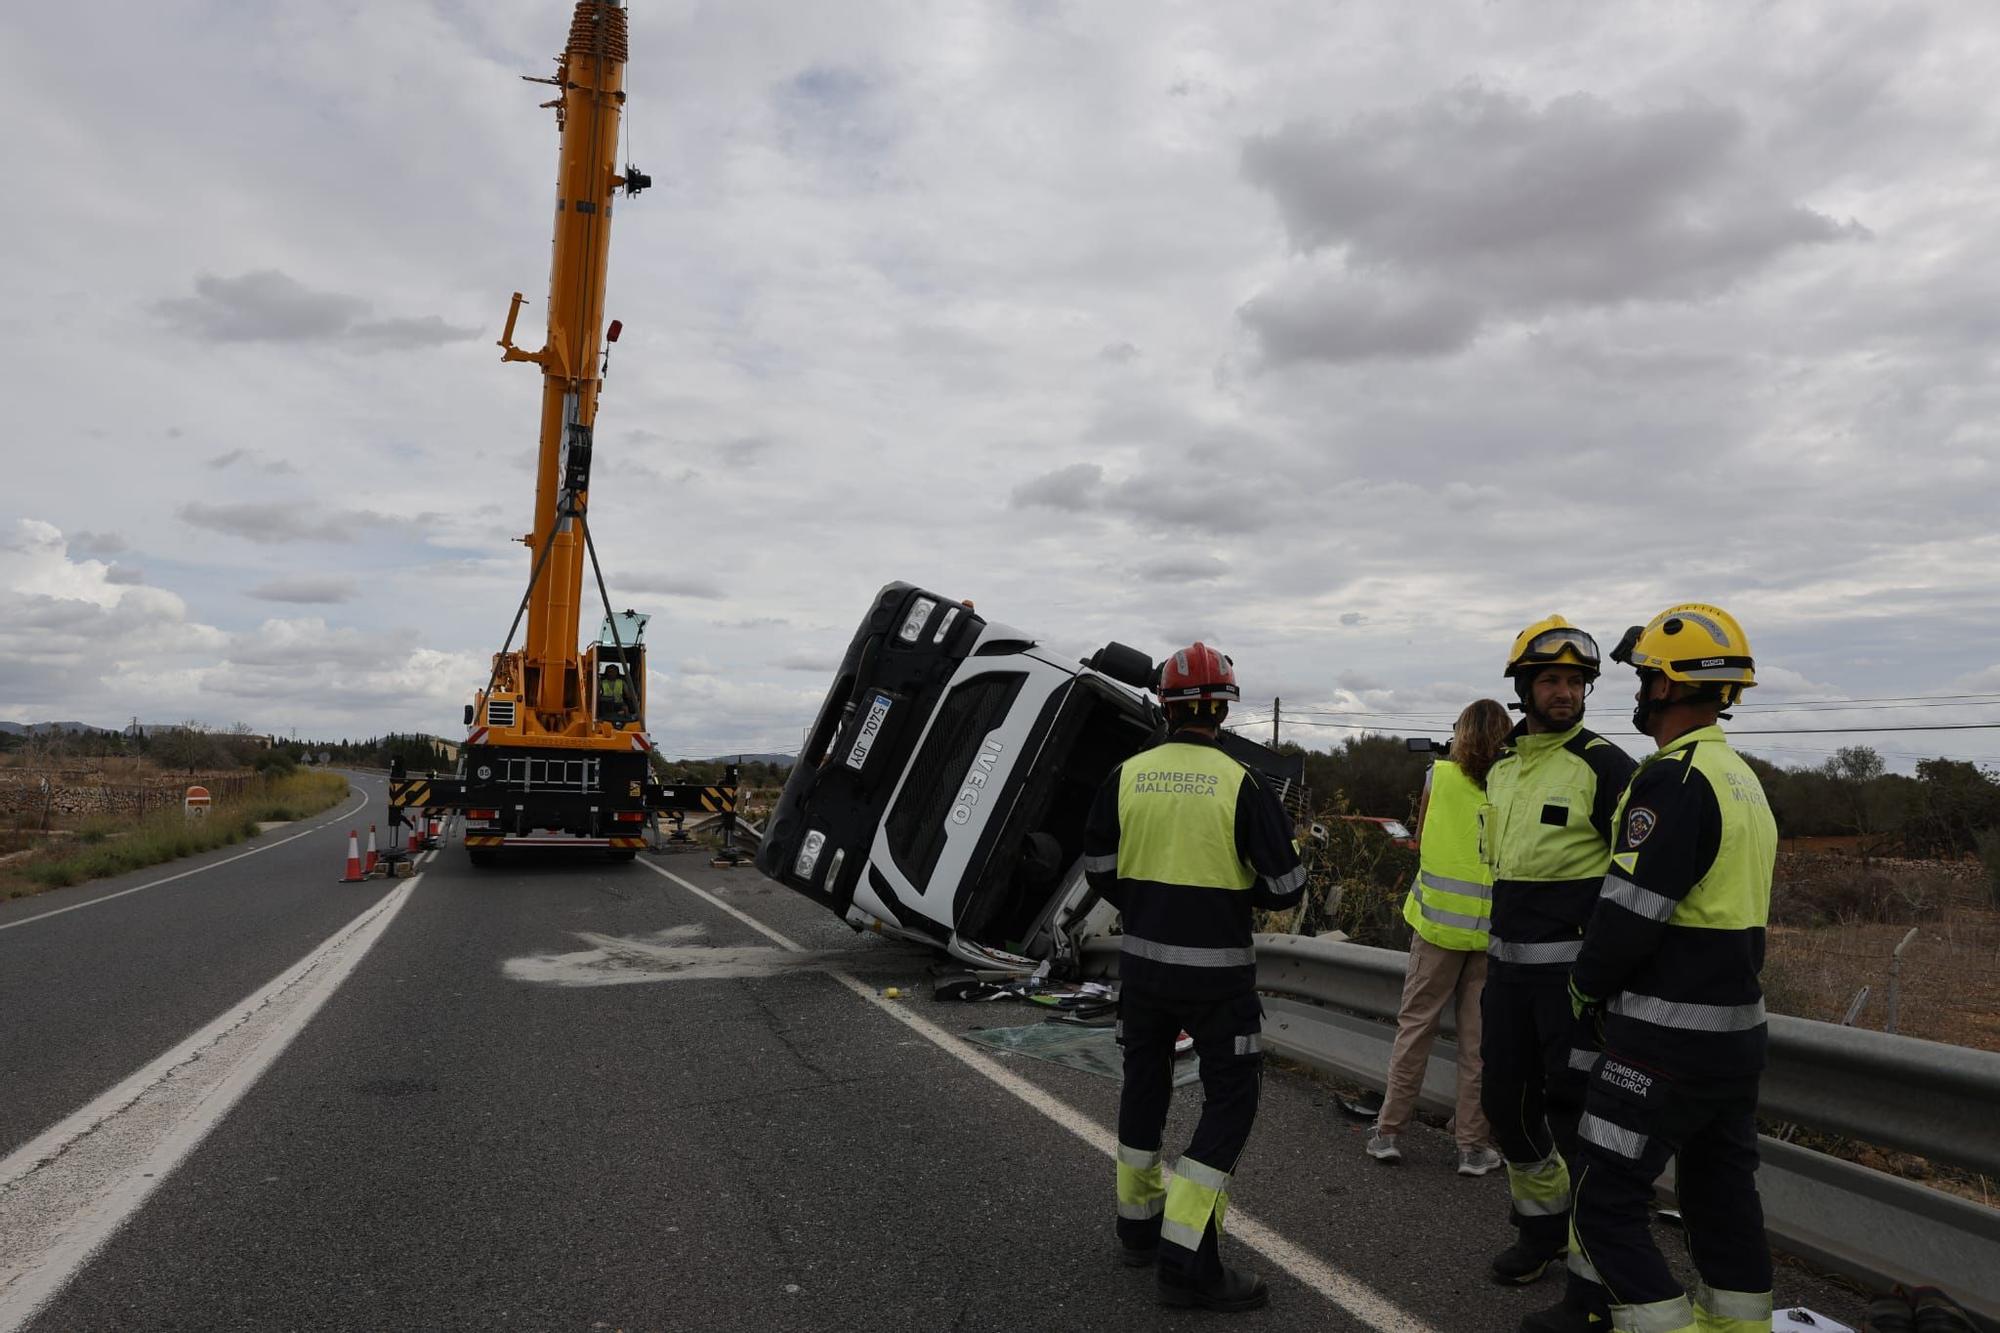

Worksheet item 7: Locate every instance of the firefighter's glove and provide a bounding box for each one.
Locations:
[1568,976,1599,1024]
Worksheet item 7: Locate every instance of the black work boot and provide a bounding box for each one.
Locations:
[1911,1286,1975,1333]
[1157,1264,1270,1313]
[1864,1287,1915,1333]
[1118,1239,1158,1268]
[1519,1298,1607,1332]
[1490,1238,1563,1285]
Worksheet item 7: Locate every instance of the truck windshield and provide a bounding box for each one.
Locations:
[884,672,1026,887]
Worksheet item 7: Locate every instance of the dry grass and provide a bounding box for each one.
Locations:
[0,771,348,899]
[1764,854,2000,1052]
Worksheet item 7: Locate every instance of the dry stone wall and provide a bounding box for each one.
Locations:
[0,769,251,819]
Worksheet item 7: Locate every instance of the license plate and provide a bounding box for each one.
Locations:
[845,694,893,770]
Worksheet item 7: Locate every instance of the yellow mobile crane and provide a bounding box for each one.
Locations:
[431,0,661,863]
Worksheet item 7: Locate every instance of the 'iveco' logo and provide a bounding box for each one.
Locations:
[949,738,1006,825]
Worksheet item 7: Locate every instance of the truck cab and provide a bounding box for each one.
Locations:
[757,582,1303,970]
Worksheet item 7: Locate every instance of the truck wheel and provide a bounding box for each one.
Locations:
[1088,641,1156,690]
[605,848,639,863]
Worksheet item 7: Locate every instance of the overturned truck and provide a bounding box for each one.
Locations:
[757,582,1304,972]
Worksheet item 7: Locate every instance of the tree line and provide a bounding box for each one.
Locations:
[1278,734,2000,860]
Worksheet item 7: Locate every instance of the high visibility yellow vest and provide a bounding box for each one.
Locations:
[1601,725,1776,1070]
[1114,743,1255,892]
[1608,727,1774,933]
[1404,760,1492,952]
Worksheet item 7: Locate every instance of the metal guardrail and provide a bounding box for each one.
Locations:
[1079,932,2000,1325]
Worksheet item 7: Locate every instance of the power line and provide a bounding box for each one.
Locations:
[1727,723,2000,735]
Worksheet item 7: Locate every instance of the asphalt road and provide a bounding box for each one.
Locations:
[2,794,1875,1331]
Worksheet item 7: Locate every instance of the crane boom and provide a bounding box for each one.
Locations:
[498,0,641,720]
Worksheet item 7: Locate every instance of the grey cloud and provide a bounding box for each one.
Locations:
[209,449,249,470]
[179,501,396,544]
[775,652,834,673]
[69,530,127,555]
[248,575,356,604]
[1011,463,1104,511]
[1099,342,1140,363]
[618,573,725,600]
[104,563,146,585]
[1340,613,1367,626]
[775,65,898,162]
[1012,464,1290,537]
[714,616,790,630]
[1136,554,1228,583]
[347,315,481,351]
[1101,474,1287,536]
[153,271,476,351]
[1238,86,1857,362]
[1239,279,1482,364]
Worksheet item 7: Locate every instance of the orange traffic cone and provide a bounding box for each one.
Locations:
[407,819,422,854]
[340,830,364,882]
[364,825,379,875]
[427,816,441,848]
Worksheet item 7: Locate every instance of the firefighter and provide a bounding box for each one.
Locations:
[1481,616,1638,1306]
[1557,605,1777,1333]
[1083,642,1305,1313]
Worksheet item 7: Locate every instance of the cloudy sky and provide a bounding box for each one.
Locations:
[5,0,1999,771]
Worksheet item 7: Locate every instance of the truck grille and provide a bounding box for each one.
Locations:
[886,672,1024,886]
[499,756,599,792]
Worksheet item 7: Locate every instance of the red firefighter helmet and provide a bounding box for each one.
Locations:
[1158,642,1240,704]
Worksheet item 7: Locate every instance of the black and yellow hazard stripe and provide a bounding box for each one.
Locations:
[698,786,735,813]
[390,779,432,808]
[609,836,645,849]
[465,834,506,848]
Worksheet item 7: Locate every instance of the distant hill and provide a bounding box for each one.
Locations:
[707,753,795,768]
[0,720,116,736]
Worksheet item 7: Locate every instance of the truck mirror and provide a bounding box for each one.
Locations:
[464,704,475,726]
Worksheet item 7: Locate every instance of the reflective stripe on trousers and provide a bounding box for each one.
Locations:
[1116,1142,1164,1220]
[1609,1295,1696,1333]
[1160,1154,1232,1252]
[1608,992,1766,1032]
[1504,1147,1571,1217]
[1122,935,1255,969]
[1692,1283,1773,1331]
[1579,1111,1649,1161]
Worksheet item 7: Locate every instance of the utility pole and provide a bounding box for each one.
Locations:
[1273,697,1281,748]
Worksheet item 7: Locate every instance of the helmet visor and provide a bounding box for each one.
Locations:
[1518,627,1601,671]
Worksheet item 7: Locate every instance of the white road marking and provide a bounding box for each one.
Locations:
[0,875,419,1331]
[0,783,374,934]
[501,922,888,986]
[638,861,1438,1333]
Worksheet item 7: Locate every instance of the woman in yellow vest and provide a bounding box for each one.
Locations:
[1368,699,1510,1175]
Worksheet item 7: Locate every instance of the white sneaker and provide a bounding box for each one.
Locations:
[1365,1133,1402,1163]
[1457,1146,1503,1177]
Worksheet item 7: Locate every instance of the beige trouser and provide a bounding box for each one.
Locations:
[1376,934,1491,1146]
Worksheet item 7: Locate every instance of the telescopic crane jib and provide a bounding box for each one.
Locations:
[405,0,668,862]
